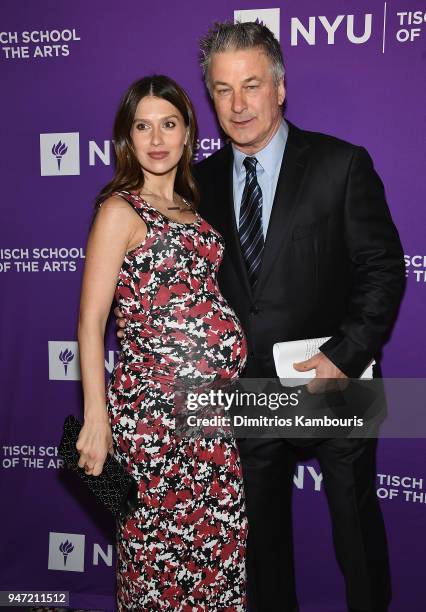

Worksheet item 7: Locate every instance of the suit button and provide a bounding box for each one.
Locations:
[250,306,260,314]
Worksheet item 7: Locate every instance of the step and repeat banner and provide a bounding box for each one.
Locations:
[1,1,425,610]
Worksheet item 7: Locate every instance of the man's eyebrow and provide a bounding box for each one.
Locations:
[132,114,179,123]
[213,76,261,87]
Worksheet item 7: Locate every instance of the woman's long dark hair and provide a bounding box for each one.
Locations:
[96,75,199,208]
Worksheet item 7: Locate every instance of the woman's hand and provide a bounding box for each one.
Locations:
[76,412,114,477]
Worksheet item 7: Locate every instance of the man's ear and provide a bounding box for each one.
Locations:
[278,79,286,106]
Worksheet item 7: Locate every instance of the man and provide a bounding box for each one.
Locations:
[194,21,405,612]
[116,21,405,612]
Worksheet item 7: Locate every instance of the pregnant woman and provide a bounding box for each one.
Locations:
[76,75,248,610]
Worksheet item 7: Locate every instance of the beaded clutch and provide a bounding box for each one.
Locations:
[58,414,138,517]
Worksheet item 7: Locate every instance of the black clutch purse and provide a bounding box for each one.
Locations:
[58,414,139,518]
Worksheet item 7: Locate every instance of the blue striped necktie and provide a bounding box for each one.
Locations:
[238,156,264,287]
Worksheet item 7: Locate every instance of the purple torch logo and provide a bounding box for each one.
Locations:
[59,348,74,375]
[59,539,74,566]
[51,140,68,171]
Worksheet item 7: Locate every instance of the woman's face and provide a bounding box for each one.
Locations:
[130,95,188,177]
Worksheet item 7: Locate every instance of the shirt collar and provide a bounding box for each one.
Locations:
[232,118,288,177]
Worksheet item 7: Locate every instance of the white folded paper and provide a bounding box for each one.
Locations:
[273,337,375,386]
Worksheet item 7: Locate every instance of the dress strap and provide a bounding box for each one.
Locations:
[111,190,158,227]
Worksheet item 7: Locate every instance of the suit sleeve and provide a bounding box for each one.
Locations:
[320,146,406,377]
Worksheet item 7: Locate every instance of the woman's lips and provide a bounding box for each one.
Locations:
[148,151,169,159]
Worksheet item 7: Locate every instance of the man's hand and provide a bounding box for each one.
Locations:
[114,306,126,339]
[293,351,348,394]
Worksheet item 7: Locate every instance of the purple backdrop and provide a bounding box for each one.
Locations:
[1,1,425,610]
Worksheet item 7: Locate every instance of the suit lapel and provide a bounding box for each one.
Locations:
[213,145,253,298]
[253,121,310,298]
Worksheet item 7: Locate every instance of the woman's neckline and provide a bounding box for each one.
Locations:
[129,190,200,227]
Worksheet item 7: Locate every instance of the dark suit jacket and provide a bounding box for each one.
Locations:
[193,120,406,378]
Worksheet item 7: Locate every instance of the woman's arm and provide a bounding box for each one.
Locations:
[76,196,146,476]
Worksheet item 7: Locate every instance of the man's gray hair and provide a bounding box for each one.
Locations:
[200,21,285,95]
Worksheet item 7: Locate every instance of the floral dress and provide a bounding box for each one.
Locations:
[105,191,248,611]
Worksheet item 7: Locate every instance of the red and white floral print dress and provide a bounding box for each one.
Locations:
[106,191,248,611]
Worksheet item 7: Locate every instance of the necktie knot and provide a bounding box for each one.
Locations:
[243,156,258,173]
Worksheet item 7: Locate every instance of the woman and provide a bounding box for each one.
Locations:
[76,75,248,610]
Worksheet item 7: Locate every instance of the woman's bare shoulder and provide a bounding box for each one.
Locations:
[91,195,146,252]
[95,195,144,226]
[97,194,132,212]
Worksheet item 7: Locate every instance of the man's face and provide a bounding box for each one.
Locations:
[209,47,285,155]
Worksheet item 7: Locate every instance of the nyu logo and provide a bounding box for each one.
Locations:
[48,532,113,572]
[233,8,372,47]
[59,539,74,566]
[291,14,373,46]
[51,140,68,171]
[48,341,80,380]
[48,532,85,572]
[234,8,281,41]
[293,464,323,491]
[59,348,74,376]
[48,340,120,381]
[40,132,80,176]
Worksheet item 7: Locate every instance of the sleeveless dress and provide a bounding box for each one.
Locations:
[105,191,248,611]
